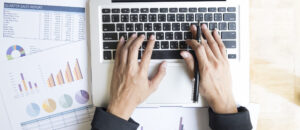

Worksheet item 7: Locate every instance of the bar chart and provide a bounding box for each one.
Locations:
[47,59,83,87]
[18,73,39,93]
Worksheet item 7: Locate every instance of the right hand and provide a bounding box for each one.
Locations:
[180,24,237,114]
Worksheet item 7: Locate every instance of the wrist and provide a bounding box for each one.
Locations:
[107,102,136,120]
[210,96,238,114]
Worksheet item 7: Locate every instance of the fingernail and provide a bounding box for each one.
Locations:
[150,35,155,40]
[120,36,124,42]
[180,52,189,58]
[162,62,167,69]
[131,34,137,38]
[202,24,207,29]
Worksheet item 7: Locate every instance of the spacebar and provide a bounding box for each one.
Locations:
[151,50,183,59]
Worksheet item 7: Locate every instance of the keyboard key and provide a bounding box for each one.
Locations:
[131,8,139,13]
[103,51,112,60]
[121,14,129,22]
[224,13,236,21]
[228,22,236,30]
[161,41,169,49]
[139,14,148,22]
[102,15,110,22]
[150,8,159,13]
[189,8,197,12]
[167,14,176,21]
[179,8,188,12]
[103,42,117,49]
[121,8,130,13]
[209,23,217,30]
[172,23,180,31]
[186,14,194,21]
[113,51,116,59]
[112,15,120,22]
[126,24,134,31]
[208,7,217,12]
[154,23,162,31]
[170,41,179,49]
[149,14,157,22]
[103,24,115,31]
[219,22,227,30]
[214,13,222,21]
[147,32,155,40]
[137,32,145,37]
[128,32,136,38]
[135,23,143,31]
[151,50,182,59]
[181,23,190,31]
[228,54,236,59]
[160,8,168,13]
[154,41,160,49]
[141,8,149,13]
[165,32,174,40]
[169,8,178,13]
[218,7,226,12]
[158,14,166,22]
[112,9,120,13]
[227,7,236,12]
[142,41,148,49]
[198,8,207,12]
[103,33,118,40]
[163,23,171,31]
[179,41,187,49]
[102,9,110,13]
[195,13,204,21]
[119,33,127,40]
[130,14,138,22]
[221,32,236,39]
[184,32,192,40]
[204,14,213,21]
[116,24,125,31]
[144,23,153,31]
[156,32,164,40]
[223,41,236,48]
[176,14,185,21]
[175,32,183,40]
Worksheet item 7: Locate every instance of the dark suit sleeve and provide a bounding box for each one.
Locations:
[91,107,139,130]
[209,106,253,130]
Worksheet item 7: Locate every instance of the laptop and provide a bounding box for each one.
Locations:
[89,0,250,107]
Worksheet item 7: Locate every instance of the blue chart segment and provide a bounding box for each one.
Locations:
[26,103,40,117]
[75,90,89,104]
[6,45,26,60]
[59,94,73,108]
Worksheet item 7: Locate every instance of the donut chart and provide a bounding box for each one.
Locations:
[75,90,89,104]
[6,45,26,60]
[26,103,40,117]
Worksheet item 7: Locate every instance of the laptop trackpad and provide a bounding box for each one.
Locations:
[145,63,194,105]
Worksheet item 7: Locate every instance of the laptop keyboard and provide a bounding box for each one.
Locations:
[101,7,238,60]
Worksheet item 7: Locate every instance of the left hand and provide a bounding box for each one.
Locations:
[107,34,167,120]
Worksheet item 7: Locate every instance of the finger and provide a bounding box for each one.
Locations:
[120,34,137,65]
[114,36,125,66]
[201,36,217,61]
[201,24,222,59]
[180,51,194,79]
[141,35,155,70]
[213,29,227,58]
[149,61,167,92]
[190,24,197,39]
[128,35,145,65]
[186,40,208,68]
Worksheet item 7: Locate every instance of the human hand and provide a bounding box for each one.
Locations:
[107,34,167,120]
[180,24,237,114]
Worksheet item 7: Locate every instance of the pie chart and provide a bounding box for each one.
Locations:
[75,90,89,104]
[42,98,56,113]
[59,94,73,108]
[6,45,26,60]
[26,103,40,117]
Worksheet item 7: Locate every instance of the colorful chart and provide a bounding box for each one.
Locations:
[47,59,83,87]
[18,73,38,93]
[59,94,73,108]
[42,99,56,113]
[26,103,40,117]
[6,45,26,60]
[75,90,89,104]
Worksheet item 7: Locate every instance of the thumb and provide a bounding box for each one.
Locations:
[149,61,167,92]
[180,51,194,79]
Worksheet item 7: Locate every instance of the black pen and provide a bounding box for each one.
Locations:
[193,21,201,103]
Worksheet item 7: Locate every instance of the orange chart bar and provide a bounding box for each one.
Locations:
[47,74,56,87]
[74,59,83,80]
[20,73,28,91]
[65,62,74,83]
